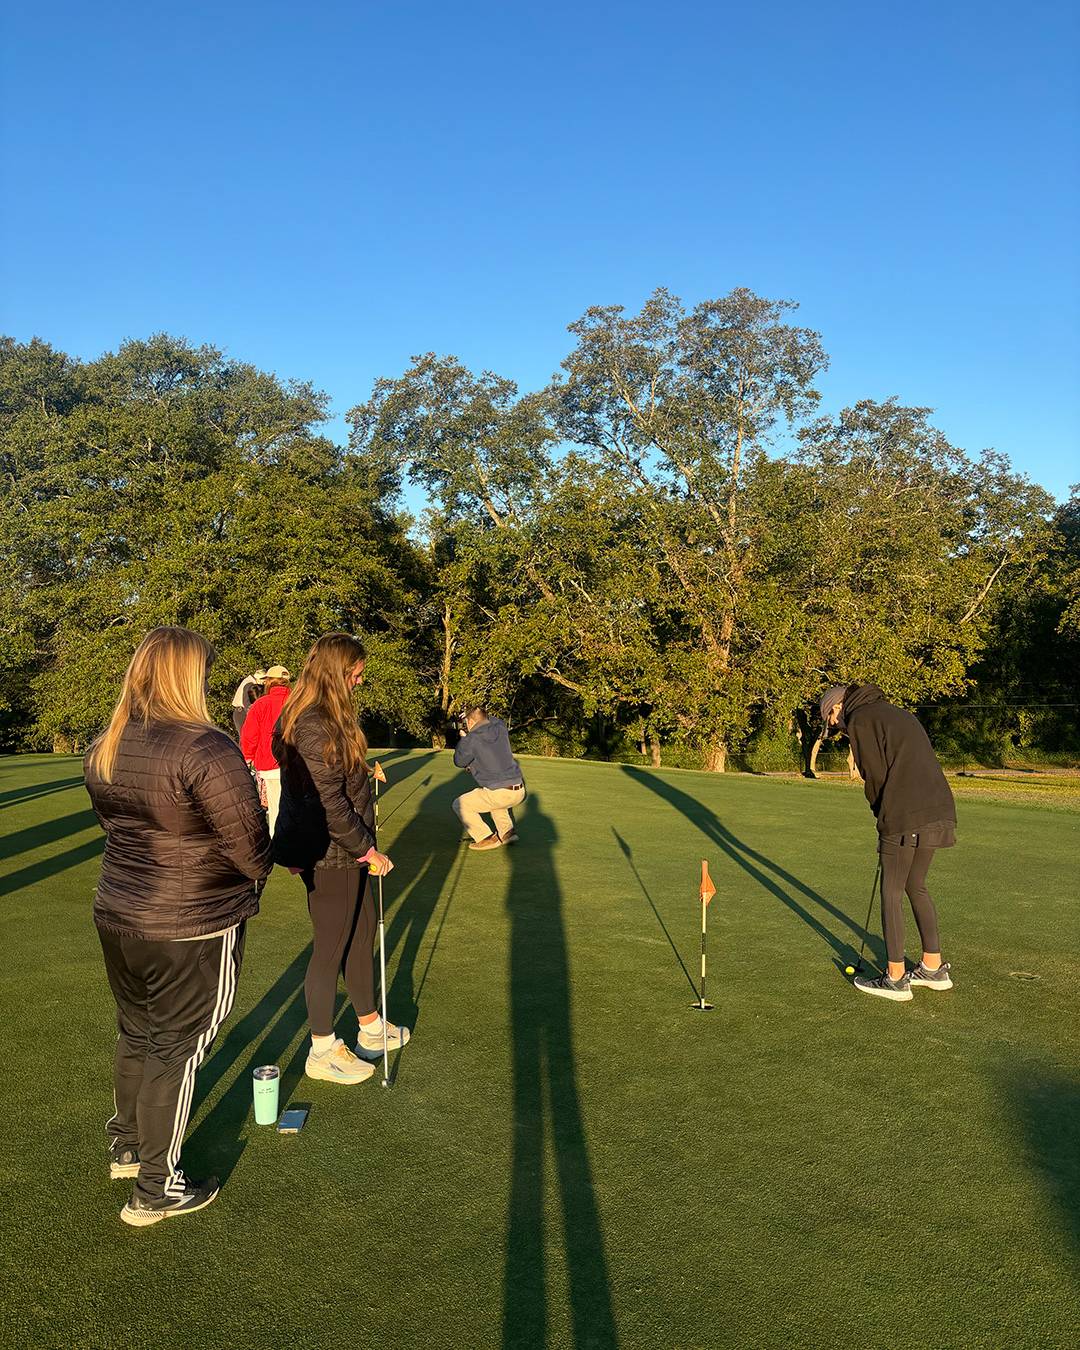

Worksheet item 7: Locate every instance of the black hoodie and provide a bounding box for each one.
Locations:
[842,685,956,839]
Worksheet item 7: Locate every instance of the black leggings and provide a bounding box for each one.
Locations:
[879,840,941,965]
[303,867,376,1036]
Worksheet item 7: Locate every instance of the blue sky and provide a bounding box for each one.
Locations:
[2,1,1077,499]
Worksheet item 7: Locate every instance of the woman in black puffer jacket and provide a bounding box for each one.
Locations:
[273,633,409,1086]
[85,627,272,1227]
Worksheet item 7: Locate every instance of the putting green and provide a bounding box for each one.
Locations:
[1,752,1077,1349]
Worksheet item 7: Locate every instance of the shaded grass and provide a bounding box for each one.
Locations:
[1,752,1078,1349]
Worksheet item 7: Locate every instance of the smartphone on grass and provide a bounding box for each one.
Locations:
[277,1106,310,1133]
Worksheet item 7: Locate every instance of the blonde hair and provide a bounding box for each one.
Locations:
[87,627,215,782]
[277,633,368,774]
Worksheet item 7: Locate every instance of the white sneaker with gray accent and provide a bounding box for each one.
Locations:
[305,1038,375,1084]
[355,1019,411,1062]
[909,961,954,990]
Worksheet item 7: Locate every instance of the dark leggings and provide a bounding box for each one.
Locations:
[303,866,376,1036]
[879,840,941,965]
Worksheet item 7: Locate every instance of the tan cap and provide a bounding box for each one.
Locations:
[263,665,291,680]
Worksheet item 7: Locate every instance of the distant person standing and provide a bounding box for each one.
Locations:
[231,669,266,736]
[240,665,291,834]
[452,708,526,851]
[85,627,272,1226]
[820,683,957,1003]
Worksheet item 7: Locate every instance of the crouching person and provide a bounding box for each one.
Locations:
[820,683,956,1003]
[452,707,526,851]
[85,627,273,1226]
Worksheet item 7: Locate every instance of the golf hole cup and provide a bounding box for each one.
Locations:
[253,1065,280,1125]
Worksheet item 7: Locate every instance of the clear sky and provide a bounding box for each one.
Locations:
[2,1,1077,499]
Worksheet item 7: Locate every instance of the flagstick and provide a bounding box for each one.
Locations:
[691,859,715,1011]
[374,767,390,1087]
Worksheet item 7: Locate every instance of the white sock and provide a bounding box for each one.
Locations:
[311,1032,337,1055]
[359,1015,382,1036]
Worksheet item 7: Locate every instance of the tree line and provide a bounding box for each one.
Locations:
[2,289,1077,770]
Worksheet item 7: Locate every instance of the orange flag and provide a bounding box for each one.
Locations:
[700,860,716,905]
[372,761,387,784]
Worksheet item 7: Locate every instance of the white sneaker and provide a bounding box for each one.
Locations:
[355,1019,411,1062]
[305,1038,375,1084]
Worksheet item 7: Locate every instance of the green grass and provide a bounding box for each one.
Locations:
[2,752,1078,1350]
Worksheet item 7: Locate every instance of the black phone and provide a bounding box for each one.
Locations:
[277,1106,309,1133]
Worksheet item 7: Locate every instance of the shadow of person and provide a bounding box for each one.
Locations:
[620,766,881,969]
[0,773,85,811]
[503,795,618,1350]
[998,1065,1080,1268]
[382,773,468,1033]
[0,808,99,863]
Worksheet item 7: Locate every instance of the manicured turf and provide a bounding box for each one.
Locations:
[2,752,1078,1349]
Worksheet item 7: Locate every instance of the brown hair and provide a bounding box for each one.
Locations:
[276,633,368,774]
[87,627,214,783]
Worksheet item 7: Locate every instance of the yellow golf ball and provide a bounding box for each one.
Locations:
[844,964,856,975]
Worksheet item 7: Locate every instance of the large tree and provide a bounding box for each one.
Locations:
[0,335,426,748]
[554,287,827,769]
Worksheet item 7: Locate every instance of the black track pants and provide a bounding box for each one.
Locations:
[878,841,941,964]
[97,923,245,1202]
[303,867,376,1036]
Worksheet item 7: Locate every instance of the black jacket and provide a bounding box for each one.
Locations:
[85,720,273,941]
[272,708,376,871]
[842,685,956,838]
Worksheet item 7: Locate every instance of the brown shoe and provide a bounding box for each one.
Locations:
[468,834,503,851]
[500,831,519,845]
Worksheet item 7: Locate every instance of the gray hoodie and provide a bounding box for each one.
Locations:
[452,718,524,790]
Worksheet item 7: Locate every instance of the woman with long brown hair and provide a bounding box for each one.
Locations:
[272,633,409,1084]
[85,627,272,1226]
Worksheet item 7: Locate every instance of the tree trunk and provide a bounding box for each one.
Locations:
[703,742,727,773]
[648,735,662,768]
[52,735,73,753]
[430,730,446,749]
[437,603,453,721]
[793,708,818,777]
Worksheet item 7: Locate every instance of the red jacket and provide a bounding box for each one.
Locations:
[240,685,290,771]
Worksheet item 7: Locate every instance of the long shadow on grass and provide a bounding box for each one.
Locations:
[612,827,697,997]
[621,767,880,968]
[999,1065,1080,1270]
[0,775,85,810]
[382,773,466,1038]
[503,795,617,1350]
[0,808,98,862]
[0,836,103,898]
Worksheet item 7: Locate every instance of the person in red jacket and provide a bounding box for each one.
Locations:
[240,664,291,834]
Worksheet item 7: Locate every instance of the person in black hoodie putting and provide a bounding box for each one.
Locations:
[820,684,956,1003]
[452,707,526,851]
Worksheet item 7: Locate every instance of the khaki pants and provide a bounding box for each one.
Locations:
[453,785,525,842]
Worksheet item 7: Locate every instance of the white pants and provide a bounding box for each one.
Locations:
[453,786,525,842]
[262,769,282,836]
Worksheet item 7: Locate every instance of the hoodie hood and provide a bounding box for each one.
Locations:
[839,684,886,728]
[470,717,506,744]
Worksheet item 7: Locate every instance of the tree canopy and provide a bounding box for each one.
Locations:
[1,293,1073,768]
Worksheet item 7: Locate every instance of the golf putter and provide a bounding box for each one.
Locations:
[373,768,390,1087]
[847,860,882,975]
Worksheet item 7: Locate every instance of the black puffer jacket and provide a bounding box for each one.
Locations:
[843,685,956,838]
[85,721,273,941]
[272,708,376,871]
